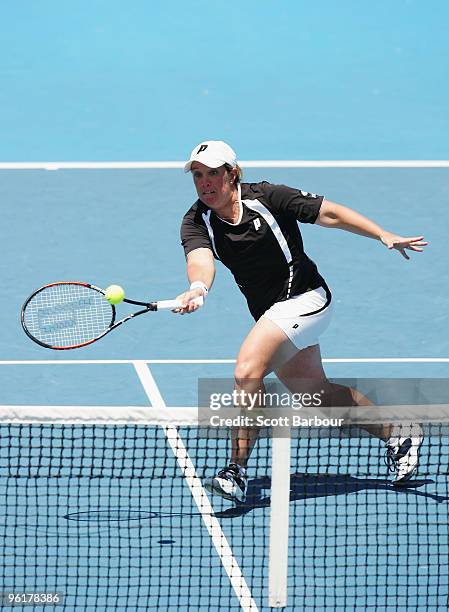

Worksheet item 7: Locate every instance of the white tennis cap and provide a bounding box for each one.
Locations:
[184,140,237,173]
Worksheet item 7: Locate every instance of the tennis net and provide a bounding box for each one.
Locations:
[0,405,448,611]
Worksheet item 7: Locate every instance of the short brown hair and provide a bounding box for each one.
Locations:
[224,163,243,184]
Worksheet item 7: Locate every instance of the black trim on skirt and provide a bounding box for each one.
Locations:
[299,282,332,317]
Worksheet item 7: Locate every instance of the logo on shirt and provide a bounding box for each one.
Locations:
[300,190,317,199]
[253,219,262,231]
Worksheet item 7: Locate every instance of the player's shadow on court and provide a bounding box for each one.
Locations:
[214,473,448,519]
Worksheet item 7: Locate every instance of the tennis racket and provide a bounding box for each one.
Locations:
[21,281,202,350]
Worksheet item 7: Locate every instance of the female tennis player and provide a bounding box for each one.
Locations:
[176,140,428,503]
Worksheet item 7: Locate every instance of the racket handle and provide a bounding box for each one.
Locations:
[155,296,204,311]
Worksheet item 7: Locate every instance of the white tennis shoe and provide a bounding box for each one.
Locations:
[204,463,248,503]
[385,424,424,484]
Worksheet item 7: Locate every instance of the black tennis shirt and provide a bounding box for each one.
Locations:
[180,181,329,320]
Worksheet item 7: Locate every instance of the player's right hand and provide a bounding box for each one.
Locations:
[173,288,204,314]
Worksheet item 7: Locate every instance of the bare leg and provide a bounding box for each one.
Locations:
[231,378,265,468]
[275,344,391,441]
[231,324,391,470]
[231,317,298,467]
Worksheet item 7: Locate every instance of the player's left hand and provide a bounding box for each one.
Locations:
[380,233,429,260]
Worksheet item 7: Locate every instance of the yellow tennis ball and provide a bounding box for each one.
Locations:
[104,285,125,305]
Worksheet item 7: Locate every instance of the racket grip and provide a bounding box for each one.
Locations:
[156,296,204,311]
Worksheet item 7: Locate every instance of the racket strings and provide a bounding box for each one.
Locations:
[23,284,113,348]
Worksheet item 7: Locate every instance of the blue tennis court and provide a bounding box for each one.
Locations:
[1,2,448,610]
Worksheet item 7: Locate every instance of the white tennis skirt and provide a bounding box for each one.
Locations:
[262,286,333,350]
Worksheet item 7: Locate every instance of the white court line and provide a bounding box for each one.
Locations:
[324,358,449,363]
[0,359,235,365]
[133,360,259,612]
[0,160,448,170]
[0,358,448,365]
